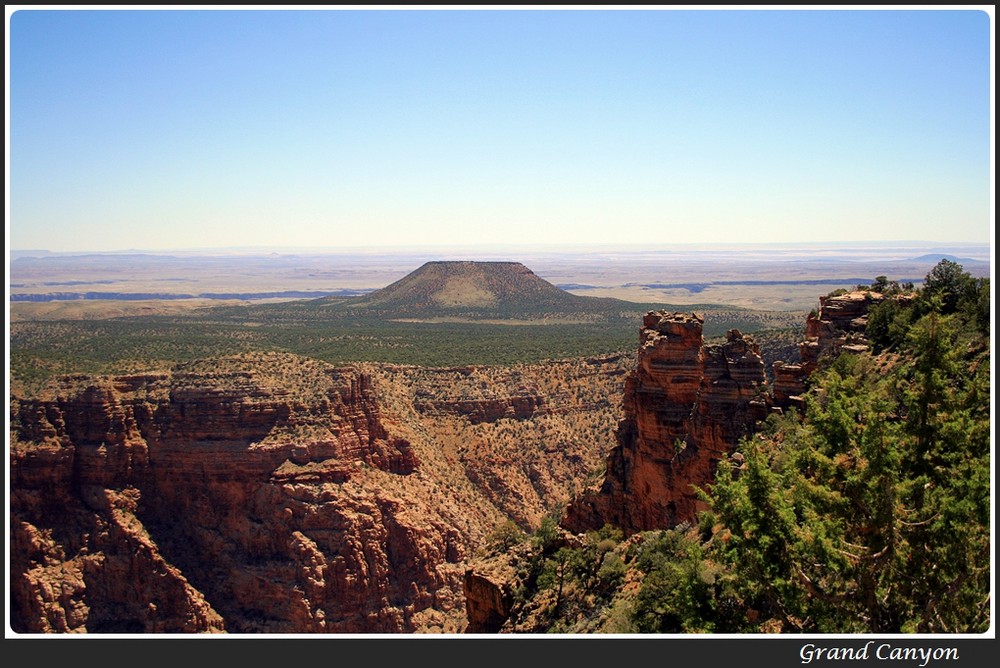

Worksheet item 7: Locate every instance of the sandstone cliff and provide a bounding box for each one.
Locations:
[10,354,465,633]
[562,295,896,539]
[562,312,769,535]
[10,352,629,634]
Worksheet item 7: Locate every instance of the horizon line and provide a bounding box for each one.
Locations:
[10,239,994,256]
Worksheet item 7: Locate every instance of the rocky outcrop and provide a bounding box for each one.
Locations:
[799,290,884,376]
[772,290,910,410]
[9,354,465,634]
[563,312,769,535]
[463,567,516,634]
[771,360,808,411]
[412,360,624,425]
[414,382,546,424]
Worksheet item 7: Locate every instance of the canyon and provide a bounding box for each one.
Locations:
[9,352,627,633]
[9,284,889,635]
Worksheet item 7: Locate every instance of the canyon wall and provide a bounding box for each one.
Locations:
[10,352,628,634]
[772,290,893,409]
[373,356,627,530]
[10,354,467,633]
[562,312,769,535]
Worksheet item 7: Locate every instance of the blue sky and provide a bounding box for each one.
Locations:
[6,7,993,252]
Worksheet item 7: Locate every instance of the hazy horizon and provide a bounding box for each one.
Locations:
[10,238,991,313]
[7,7,993,253]
[10,239,994,255]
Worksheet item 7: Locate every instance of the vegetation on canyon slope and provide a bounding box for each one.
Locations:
[492,260,991,634]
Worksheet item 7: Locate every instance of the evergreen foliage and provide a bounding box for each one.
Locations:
[10,302,801,388]
[671,260,989,633]
[511,260,990,634]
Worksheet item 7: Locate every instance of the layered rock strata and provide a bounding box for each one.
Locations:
[378,357,628,530]
[11,352,630,634]
[413,367,547,424]
[799,290,884,376]
[9,354,463,634]
[771,360,808,411]
[562,312,769,535]
[463,566,517,634]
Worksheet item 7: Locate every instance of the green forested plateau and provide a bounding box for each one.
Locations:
[9,294,800,390]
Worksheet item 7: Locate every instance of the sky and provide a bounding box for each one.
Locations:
[5,6,994,252]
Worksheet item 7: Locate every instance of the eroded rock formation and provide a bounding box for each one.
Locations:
[771,359,808,410]
[376,357,628,530]
[463,566,517,634]
[413,367,547,424]
[11,352,630,634]
[799,290,883,375]
[9,354,463,634]
[773,289,904,410]
[562,312,769,535]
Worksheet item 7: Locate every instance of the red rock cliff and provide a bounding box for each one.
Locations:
[799,290,885,375]
[562,312,769,535]
[9,354,467,634]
